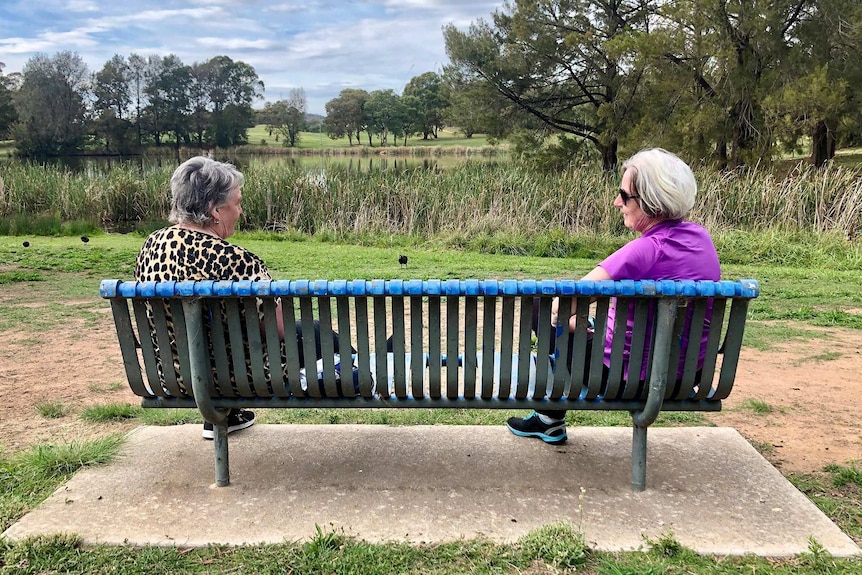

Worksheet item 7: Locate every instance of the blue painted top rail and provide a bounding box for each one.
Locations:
[100,278,759,299]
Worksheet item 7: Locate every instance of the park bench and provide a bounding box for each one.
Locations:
[100,277,759,491]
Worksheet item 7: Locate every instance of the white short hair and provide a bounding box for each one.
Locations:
[621,148,696,220]
[168,156,244,225]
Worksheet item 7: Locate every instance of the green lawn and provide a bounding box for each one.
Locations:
[0,234,860,573]
[245,124,496,150]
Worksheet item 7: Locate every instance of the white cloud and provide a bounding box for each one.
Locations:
[0,0,506,113]
[197,37,278,50]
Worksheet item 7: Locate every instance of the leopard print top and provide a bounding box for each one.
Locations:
[135,227,273,396]
[135,227,271,283]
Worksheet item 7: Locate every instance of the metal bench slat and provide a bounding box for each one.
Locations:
[533,297,553,400]
[242,298,271,396]
[316,296,339,398]
[566,297,592,400]
[410,296,425,398]
[428,297,442,398]
[463,296,478,399]
[280,297,303,398]
[693,298,727,400]
[604,298,631,399]
[714,297,751,400]
[373,296,389,398]
[151,300,184,397]
[132,300,162,396]
[298,298,321,398]
[586,298,610,399]
[336,296,356,398]
[352,297,374,399]
[620,299,652,400]
[481,295,497,399]
[515,296,533,400]
[497,297,516,399]
[675,298,709,400]
[392,296,407,399]
[109,299,150,397]
[446,296,459,399]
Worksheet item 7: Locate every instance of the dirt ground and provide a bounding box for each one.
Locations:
[0,308,860,475]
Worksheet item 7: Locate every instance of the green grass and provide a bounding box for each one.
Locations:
[34,402,67,419]
[1,236,861,571]
[0,436,123,533]
[80,404,143,422]
[244,125,497,151]
[740,398,775,414]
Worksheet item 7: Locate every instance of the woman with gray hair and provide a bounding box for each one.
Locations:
[508,148,721,445]
[135,156,347,439]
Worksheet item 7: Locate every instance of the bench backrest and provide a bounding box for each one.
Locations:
[100,278,759,411]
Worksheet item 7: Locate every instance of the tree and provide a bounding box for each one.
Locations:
[282,88,307,147]
[324,89,368,145]
[127,53,149,147]
[144,54,192,151]
[0,62,17,139]
[365,89,408,146]
[648,0,817,168]
[772,0,862,166]
[403,71,447,140]
[441,65,509,138]
[188,62,213,147]
[200,56,263,147]
[13,51,89,155]
[444,1,655,170]
[92,54,134,153]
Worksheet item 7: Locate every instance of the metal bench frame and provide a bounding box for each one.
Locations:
[101,278,759,491]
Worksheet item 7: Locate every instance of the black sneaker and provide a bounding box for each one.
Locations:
[506,411,567,444]
[202,409,256,440]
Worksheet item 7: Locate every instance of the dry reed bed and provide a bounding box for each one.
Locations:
[1,160,860,238]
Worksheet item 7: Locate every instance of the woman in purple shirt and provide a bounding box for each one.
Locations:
[507,148,720,444]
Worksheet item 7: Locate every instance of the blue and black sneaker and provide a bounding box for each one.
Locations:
[506,411,567,444]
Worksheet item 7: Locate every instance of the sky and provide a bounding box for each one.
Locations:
[0,0,505,115]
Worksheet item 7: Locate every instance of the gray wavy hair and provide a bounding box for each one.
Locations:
[168,156,244,225]
[621,148,697,220]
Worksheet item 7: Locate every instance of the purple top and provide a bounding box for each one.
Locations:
[599,220,720,379]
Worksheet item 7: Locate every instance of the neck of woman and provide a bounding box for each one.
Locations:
[176,222,222,239]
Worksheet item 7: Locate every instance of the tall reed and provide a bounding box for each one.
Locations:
[2,158,860,240]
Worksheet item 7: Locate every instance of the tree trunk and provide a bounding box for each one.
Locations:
[600,139,618,172]
[811,120,835,168]
[714,141,728,171]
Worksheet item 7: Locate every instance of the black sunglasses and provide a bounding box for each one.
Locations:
[618,189,639,204]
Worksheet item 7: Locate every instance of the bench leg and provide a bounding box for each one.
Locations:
[631,425,647,492]
[214,423,230,487]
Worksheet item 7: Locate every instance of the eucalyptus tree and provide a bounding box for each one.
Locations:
[365,89,410,146]
[127,53,149,146]
[92,54,134,152]
[444,0,656,170]
[13,51,89,155]
[200,55,263,147]
[441,65,511,138]
[403,71,447,140]
[0,62,17,139]
[268,88,308,147]
[144,54,192,150]
[281,88,308,147]
[324,89,368,145]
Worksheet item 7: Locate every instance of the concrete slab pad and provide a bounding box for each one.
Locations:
[3,425,859,557]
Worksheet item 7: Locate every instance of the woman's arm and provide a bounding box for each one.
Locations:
[551,265,613,331]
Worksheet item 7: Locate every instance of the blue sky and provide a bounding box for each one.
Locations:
[0,0,504,114]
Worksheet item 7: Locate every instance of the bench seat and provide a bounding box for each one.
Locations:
[101,278,759,490]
